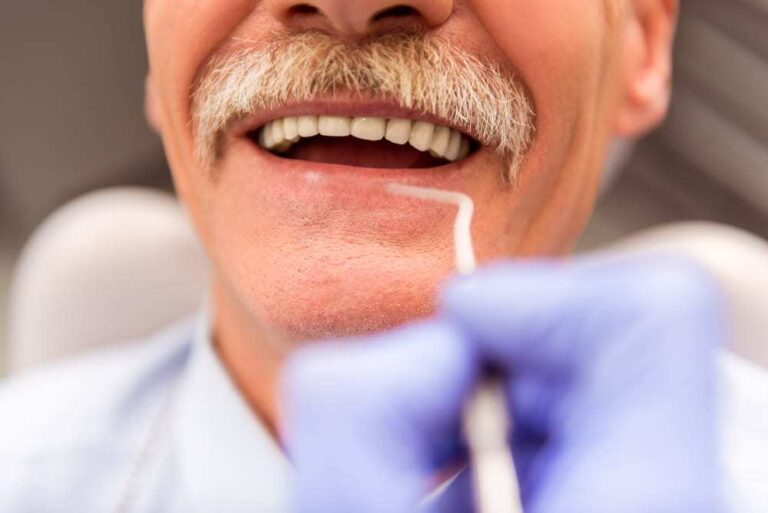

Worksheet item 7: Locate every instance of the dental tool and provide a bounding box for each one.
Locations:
[386,183,524,513]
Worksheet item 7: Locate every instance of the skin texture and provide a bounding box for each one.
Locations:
[143,0,678,428]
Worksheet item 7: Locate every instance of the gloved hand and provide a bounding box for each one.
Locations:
[280,256,727,513]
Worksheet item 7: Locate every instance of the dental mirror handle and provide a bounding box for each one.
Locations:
[386,182,523,513]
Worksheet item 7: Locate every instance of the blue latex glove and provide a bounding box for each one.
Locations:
[281,256,727,513]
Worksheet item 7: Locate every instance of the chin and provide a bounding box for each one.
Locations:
[233,246,457,342]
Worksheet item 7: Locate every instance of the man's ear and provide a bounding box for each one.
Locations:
[614,0,678,136]
[144,73,162,134]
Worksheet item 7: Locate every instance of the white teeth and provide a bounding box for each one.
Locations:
[318,116,351,137]
[350,117,386,141]
[283,117,299,140]
[270,119,285,145]
[297,116,319,138]
[444,130,463,161]
[385,119,412,145]
[257,115,473,162]
[259,126,273,149]
[408,121,434,152]
[429,126,451,158]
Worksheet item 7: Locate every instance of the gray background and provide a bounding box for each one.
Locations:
[1,0,767,357]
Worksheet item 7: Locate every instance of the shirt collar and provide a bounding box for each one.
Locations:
[172,309,291,511]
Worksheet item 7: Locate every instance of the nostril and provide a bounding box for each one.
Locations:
[288,4,319,17]
[372,5,419,21]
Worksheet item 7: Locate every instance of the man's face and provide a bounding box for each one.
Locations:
[143,0,638,340]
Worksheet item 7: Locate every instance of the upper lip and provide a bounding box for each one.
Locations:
[230,97,478,142]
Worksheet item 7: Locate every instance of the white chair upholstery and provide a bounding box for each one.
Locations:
[5,187,209,373]
[605,222,768,370]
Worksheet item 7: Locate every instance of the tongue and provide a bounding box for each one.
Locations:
[285,137,445,169]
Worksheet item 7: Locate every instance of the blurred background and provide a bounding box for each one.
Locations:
[1,0,767,369]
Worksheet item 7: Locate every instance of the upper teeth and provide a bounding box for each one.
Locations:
[258,116,471,162]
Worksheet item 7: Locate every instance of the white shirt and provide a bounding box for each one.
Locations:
[0,314,290,512]
[0,312,765,512]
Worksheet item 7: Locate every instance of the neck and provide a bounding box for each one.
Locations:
[210,278,287,437]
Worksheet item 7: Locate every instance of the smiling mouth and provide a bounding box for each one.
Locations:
[247,115,477,169]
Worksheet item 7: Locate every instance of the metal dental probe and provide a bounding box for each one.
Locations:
[386,183,524,513]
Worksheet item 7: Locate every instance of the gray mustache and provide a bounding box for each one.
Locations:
[191,30,535,178]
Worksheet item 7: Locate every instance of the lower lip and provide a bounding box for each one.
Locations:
[219,137,482,210]
[215,135,489,252]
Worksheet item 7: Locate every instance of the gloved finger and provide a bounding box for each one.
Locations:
[280,321,478,513]
[441,256,724,435]
[440,256,723,375]
[440,256,727,512]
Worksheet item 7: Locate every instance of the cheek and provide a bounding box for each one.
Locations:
[470,0,606,96]
[144,0,254,146]
[469,0,611,252]
[469,0,607,139]
[144,0,255,240]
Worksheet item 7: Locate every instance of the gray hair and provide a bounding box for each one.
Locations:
[192,30,535,179]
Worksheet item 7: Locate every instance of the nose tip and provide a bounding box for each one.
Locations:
[265,0,453,38]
